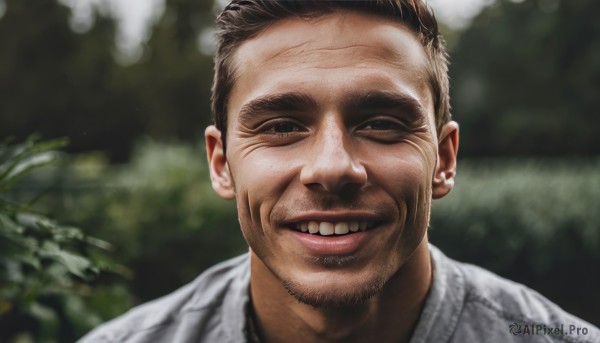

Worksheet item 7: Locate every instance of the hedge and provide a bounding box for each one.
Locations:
[4,141,598,341]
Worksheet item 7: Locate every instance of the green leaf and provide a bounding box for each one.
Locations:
[0,137,68,190]
[38,241,92,279]
[0,151,61,190]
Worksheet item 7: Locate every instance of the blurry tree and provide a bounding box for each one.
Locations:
[0,0,141,162]
[0,0,216,162]
[450,0,600,157]
[119,0,216,144]
[2,0,599,159]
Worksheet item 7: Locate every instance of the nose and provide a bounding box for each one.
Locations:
[300,118,367,193]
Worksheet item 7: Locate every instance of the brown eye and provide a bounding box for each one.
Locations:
[362,120,399,130]
[272,122,297,133]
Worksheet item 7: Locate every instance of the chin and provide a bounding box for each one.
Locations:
[280,268,391,309]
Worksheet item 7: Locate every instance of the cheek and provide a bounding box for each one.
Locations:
[363,143,435,226]
[230,149,303,261]
[376,159,431,213]
[230,148,301,226]
[364,141,436,190]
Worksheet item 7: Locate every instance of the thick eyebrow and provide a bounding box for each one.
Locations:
[343,91,426,120]
[237,90,426,124]
[237,92,317,123]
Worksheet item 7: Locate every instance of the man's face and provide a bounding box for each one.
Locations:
[206,11,457,307]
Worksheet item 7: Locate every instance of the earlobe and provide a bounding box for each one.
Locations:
[432,121,459,199]
[205,125,235,199]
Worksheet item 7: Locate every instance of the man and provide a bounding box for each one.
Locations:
[80,1,599,342]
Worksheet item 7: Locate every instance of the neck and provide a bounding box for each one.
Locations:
[249,240,432,343]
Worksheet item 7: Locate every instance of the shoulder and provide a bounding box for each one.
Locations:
[452,256,599,342]
[77,254,250,343]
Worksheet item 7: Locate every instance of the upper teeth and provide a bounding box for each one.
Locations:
[296,221,371,236]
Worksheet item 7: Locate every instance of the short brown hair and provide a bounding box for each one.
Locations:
[212,0,450,147]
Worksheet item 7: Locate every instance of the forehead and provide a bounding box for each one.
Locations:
[240,10,425,65]
[228,10,432,119]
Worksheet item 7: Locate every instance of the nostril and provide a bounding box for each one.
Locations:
[303,172,367,193]
[301,159,367,191]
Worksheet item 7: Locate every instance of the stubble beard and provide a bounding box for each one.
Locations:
[280,255,391,309]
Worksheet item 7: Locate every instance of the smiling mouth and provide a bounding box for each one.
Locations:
[291,221,377,236]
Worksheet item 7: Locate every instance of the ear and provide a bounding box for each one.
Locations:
[205,125,235,199]
[432,121,459,199]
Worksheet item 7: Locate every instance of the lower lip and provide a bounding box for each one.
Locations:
[288,229,373,255]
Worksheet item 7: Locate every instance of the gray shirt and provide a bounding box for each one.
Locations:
[78,245,600,342]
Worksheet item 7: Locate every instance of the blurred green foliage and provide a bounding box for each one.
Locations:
[40,140,246,303]
[430,158,600,325]
[11,142,598,330]
[0,138,128,343]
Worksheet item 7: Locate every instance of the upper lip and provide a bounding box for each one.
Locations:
[281,211,382,225]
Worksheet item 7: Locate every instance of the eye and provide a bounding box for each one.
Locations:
[360,119,401,131]
[271,122,298,133]
[355,117,408,143]
[257,119,308,146]
[259,119,307,138]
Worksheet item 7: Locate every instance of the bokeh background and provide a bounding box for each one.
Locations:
[1,0,599,341]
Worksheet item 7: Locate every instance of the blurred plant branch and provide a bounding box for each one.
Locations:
[0,136,128,342]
